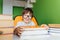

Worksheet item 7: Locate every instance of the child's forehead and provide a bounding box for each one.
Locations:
[24,12,31,15]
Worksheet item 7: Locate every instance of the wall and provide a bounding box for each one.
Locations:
[0,0,3,14]
[33,0,60,25]
[3,0,13,15]
[3,0,25,15]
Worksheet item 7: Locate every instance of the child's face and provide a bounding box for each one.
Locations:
[23,12,32,23]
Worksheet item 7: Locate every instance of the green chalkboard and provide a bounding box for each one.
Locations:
[13,7,24,19]
[0,0,3,14]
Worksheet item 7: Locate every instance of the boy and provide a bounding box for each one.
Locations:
[13,8,36,40]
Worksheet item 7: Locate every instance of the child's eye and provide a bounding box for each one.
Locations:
[27,15,29,17]
[24,15,32,18]
[28,16,31,18]
[24,15,27,18]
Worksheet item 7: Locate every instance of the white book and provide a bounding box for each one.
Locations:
[49,28,60,33]
[49,28,60,31]
[21,28,48,36]
[20,35,50,40]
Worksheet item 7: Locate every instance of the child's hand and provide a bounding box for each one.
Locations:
[13,27,23,37]
[40,24,49,30]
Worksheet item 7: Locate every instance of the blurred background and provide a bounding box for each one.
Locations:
[0,0,60,25]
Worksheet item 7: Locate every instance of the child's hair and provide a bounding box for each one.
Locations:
[22,8,33,17]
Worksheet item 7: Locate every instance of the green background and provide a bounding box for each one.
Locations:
[0,0,60,25]
[33,0,60,25]
[0,0,3,14]
[13,7,24,19]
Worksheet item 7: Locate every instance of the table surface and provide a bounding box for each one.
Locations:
[0,27,13,40]
[0,33,13,40]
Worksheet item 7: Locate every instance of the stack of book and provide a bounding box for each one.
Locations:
[0,15,13,27]
[20,28,50,40]
[49,28,60,35]
[48,28,60,40]
[48,24,60,35]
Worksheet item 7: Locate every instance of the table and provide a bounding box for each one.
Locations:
[0,27,13,40]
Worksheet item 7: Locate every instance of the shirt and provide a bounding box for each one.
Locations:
[16,21,35,27]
